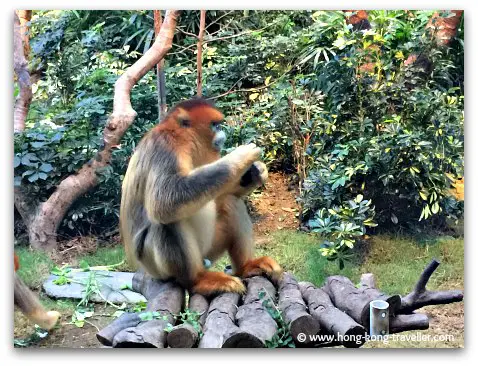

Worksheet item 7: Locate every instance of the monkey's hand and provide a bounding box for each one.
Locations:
[224,143,262,176]
[230,161,268,197]
[241,161,268,187]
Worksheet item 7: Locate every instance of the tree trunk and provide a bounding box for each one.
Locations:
[16,10,32,57]
[154,10,167,118]
[427,10,463,46]
[404,10,463,70]
[196,10,206,96]
[15,10,181,250]
[13,11,32,133]
[344,10,371,31]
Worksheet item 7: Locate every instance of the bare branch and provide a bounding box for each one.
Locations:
[13,11,32,133]
[197,10,206,96]
[25,10,181,250]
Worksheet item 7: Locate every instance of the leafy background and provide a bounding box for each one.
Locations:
[14,10,464,266]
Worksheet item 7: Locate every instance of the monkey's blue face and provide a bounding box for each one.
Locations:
[211,122,226,151]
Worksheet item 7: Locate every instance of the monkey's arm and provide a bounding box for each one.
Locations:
[144,144,261,224]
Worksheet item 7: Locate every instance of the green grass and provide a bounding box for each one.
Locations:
[359,235,464,294]
[204,229,464,295]
[77,246,134,272]
[16,230,463,298]
[15,247,55,289]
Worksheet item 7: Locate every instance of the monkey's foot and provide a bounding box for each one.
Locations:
[29,310,61,330]
[239,256,283,283]
[193,271,246,296]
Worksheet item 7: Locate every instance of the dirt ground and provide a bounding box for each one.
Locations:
[13,172,464,348]
[249,172,300,245]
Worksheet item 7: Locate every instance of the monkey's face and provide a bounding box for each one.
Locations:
[176,106,226,152]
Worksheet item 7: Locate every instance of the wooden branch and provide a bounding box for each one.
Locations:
[222,276,278,348]
[323,275,400,327]
[204,11,234,31]
[400,259,464,313]
[167,293,209,348]
[427,10,463,46]
[13,11,32,133]
[24,10,181,250]
[390,313,429,334]
[197,10,206,96]
[153,10,167,118]
[97,268,462,348]
[299,282,366,348]
[358,273,402,325]
[96,312,142,346]
[16,10,32,57]
[198,292,241,348]
[112,277,185,348]
[278,273,320,344]
[95,271,185,348]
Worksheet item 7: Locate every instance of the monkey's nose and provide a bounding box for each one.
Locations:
[213,131,226,151]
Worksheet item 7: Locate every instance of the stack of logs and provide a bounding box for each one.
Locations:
[96,259,463,348]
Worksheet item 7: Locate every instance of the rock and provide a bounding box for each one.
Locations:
[43,271,147,304]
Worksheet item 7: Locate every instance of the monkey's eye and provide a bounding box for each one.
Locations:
[179,118,191,128]
[211,121,222,131]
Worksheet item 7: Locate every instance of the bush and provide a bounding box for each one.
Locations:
[15,11,464,263]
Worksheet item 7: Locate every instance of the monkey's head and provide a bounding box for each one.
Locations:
[164,98,227,154]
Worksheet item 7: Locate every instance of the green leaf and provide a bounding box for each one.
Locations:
[391,213,398,224]
[27,173,39,182]
[39,163,53,172]
[249,93,259,101]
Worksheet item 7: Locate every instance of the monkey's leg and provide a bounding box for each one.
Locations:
[221,198,283,283]
[139,221,246,297]
[14,273,60,330]
[179,221,246,296]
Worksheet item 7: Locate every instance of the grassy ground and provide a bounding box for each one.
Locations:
[14,231,464,348]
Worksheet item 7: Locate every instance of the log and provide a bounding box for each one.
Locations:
[198,292,241,348]
[323,275,400,327]
[359,273,402,329]
[97,265,463,348]
[113,320,168,348]
[167,293,209,348]
[167,323,199,348]
[299,281,366,348]
[222,276,278,348]
[400,259,464,313]
[110,274,185,348]
[390,313,429,333]
[278,273,320,344]
[96,312,142,346]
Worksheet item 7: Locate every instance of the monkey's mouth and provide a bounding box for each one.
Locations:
[212,131,226,151]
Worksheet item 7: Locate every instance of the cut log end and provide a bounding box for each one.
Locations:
[289,315,321,342]
[222,332,265,348]
[342,325,367,348]
[167,324,199,348]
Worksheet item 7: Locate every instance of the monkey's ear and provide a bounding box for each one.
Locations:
[176,108,191,128]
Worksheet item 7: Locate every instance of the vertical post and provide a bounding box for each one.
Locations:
[154,10,167,119]
[369,300,389,337]
[197,10,206,97]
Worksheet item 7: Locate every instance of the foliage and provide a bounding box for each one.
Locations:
[15,10,464,266]
[258,289,295,348]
